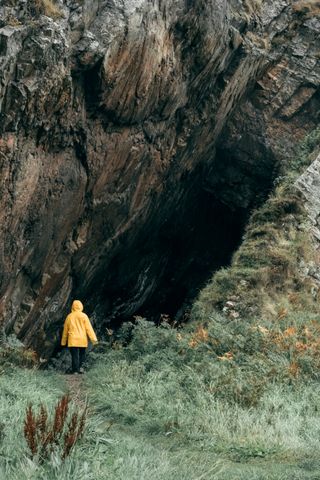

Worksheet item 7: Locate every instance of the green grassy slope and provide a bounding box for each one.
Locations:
[1,339,320,479]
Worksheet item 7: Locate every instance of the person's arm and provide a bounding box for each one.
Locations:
[61,316,70,346]
[84,316,98,344]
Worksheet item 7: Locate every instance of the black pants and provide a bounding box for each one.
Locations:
[69,347,86,373]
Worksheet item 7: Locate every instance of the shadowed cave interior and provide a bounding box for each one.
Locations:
[73,143,277,332]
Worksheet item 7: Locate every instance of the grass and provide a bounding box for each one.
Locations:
[0,367,65,478]
[85,350,320,479]
[1,337,320,479]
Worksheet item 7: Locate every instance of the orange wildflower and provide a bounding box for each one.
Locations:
[283,327,297,337]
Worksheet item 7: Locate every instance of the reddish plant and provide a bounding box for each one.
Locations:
[24,405,38,458]
[63,412,79,459]
[52,394,70,442]
[23,394,87,461]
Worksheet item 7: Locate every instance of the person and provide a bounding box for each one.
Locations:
[61,300,98,374]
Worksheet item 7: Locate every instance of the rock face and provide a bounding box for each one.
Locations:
[0,0,319,357]
[296,154,320,243]
[295,153,320,287]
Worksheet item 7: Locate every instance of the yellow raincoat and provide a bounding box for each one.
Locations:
[61,300,97,347]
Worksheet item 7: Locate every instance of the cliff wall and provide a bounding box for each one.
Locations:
[0,0,319,356]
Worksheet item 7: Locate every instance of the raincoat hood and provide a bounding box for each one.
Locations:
[71,300,84,312]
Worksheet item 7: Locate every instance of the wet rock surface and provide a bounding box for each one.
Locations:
[296,154,320,243]
[0,0,319,356]
[295,154,320,287]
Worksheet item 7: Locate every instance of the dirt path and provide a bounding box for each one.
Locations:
[65,374,87,409]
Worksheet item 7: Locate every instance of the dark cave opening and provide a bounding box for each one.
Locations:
[137,191,248,323]
[85,141,277,330]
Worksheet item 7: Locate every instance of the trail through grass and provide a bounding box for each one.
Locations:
[82,344,320,480]
[65,374,87,409]
[1,340,320,480]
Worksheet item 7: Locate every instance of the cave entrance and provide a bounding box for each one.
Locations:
[136,189,248,323]
[88,140,277,328]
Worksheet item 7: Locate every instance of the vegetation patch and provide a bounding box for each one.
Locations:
[1,329,320,479]
[84,323,320,479]
[29,0,64,19]
[0,343,38,370]
[292,0,320,18]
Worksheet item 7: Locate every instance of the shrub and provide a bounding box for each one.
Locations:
[92,313,320,414]
[0,345,38,369]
